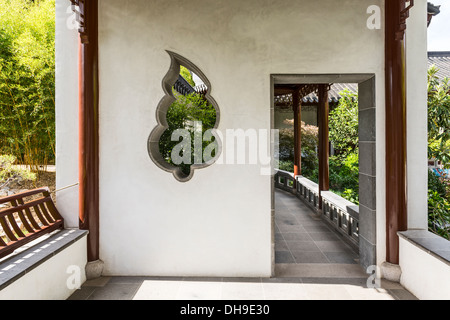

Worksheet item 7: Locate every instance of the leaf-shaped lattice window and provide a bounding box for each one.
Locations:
[148,51,221,182]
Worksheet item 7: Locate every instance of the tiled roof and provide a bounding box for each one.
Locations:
[428,51,450,80]
[302,83,359,104]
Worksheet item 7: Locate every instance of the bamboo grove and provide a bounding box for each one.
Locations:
[0,0,55,171]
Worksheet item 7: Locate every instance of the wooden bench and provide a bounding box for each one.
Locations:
[0,188,64,260]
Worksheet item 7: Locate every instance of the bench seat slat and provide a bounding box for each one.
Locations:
[0,216,18,242]
[7,213,26,238]
[17,198,42,231]
[33,205,50,227]
[11,199,35,234]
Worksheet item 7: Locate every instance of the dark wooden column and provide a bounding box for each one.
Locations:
[318,84,329,209]
[293,89,302,177]
[385,0,412,265]
[76,0,100,262]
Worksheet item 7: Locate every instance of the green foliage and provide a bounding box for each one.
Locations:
[329,153,359,204]
[428,169,447,198]
[428,66,450,168]
[427,66,450,239]
[300,122,319,178]
[0,154,36,189]
[180,66,195,87]
[0,0,55,169]
[278,160,293,172]
[278,123,295,162]
[329,89,359,159]
[159,91,217,176]
[428,190,450,240]
[327,90,359,203]
[278,120,319,180]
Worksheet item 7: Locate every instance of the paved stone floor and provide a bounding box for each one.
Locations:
[68,190,418,300]
[274,189,359,265]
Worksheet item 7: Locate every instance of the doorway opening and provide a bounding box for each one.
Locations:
[271,74,376,275]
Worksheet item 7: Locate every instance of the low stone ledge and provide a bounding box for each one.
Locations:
[0,229,88,291]
[398,230,450,266]
[321,191,359,219]
[296,176,319,194]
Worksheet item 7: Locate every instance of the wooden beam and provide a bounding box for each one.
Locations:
[318,84,329,209]
[274,88,295,96]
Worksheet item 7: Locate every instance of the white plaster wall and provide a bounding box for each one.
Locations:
[55,0,80,228]
[0,236,87,300]
[406,0,428,229]
[399,238,450,300]
[96,0,387,276]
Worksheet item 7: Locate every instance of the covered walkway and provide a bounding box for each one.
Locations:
[274,189,360,274]
[68,190,416,300]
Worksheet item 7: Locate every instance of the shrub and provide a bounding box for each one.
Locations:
[428,169,447,197]
[278,120,318,180]
[278,160,294,172]
[0,154,36,190]
[159,91,217,176]
[329,89,359,158]
[428,190,450,240]
[329,152,359,204]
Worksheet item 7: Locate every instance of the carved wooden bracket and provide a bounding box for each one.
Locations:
[70,0,89,43]
[396,0,414,41]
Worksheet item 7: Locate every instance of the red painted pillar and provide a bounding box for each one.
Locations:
[318,84,329,209]
[293,90,302,177]
[385,0,411,264]
[78,0,100,262]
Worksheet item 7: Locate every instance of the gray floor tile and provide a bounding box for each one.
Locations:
[82,276,111,287]
[276,217,300,226]
[388,289,418,300]
[297,220,328,227]
[275,251,295,263]
[278,224,307,233]
[67,287,96,300]
[300,277,368,286]
[323,252,358,264]
[282,233,313,241]
[275,240,289,251]
[308,232,340,241]
[87,283,141,300]
[294,215,318,222]
[306,225,333,233]
[286,241,321,252]
[290,251,330,264]
[315,241,355,253]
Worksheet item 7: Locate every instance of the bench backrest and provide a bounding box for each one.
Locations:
[0,188,64,259]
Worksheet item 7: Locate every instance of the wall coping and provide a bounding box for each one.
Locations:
[398,230,450,267]
[296,176,319,194]
[0,229,88,291]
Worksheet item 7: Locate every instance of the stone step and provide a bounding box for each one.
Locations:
[275,263,368,279]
